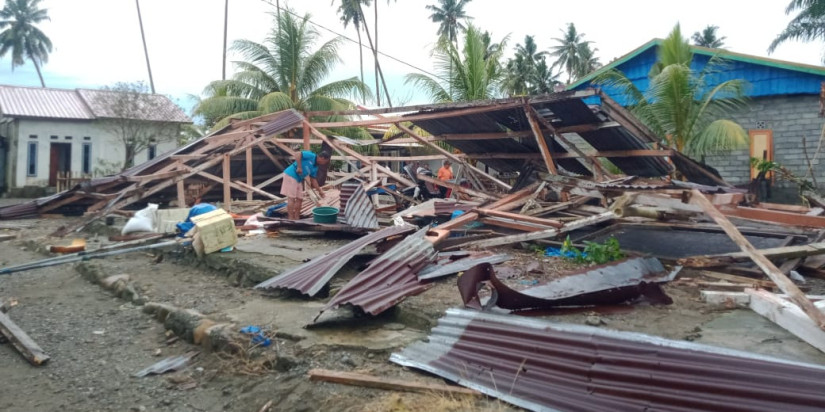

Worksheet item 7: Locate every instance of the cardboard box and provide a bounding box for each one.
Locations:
[191,209,237,255]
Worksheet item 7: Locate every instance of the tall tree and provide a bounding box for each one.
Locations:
[405,24,504,103]
[426,0,473,45]
[335,0,371,104]
[0,0,51,87]
[595,24,749,157]
[770,0,825,61]
[574,42,601,79]
[135,0,154,93]
[549,22,592,84]
[222,0,228,80]
[194,10,371,129]
[692,25,726,48]
[502,35,551,96]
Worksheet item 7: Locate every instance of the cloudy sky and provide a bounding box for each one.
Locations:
[1,0,822,114]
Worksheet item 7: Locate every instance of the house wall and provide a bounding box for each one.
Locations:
[704,94,825,189]
[11,119,177,188]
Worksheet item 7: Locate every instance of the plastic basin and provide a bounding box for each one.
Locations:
[312,206,339,224]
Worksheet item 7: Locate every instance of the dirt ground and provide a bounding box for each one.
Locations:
[1,209,825,411]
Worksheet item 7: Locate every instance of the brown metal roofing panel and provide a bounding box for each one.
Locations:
[341,183,379,229]
[76,89,190,123]
[254,225,415,296]
[321,227,439,317]
[260,109,303,136]
[0,86,94,119]
[391,308,825,412]
[458,258,676,311]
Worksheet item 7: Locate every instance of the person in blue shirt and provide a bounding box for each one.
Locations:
[281,149,331,220]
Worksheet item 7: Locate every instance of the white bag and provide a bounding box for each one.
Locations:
[121,203,159,235]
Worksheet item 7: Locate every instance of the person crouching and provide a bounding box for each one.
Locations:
[281,149,331,220]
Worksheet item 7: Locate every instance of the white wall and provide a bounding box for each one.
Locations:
[13,119,178,188]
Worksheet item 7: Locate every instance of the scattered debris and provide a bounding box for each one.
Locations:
[0,310,50,366]
[134,351,200,378]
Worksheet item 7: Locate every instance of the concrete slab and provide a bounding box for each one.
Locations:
[696,309,825,365]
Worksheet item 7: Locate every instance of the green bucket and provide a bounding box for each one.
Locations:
[312,206,339,224]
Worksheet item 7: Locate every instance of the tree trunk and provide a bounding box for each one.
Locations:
[357,4,392,107]
[222,0,228,80]
[33,59,45,88]
[135,0,155,93]
[357,28,365,104]
[374,1,380,106]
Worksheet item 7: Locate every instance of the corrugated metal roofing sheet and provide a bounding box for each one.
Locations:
[0,85,94,119]
[391,308,825,412]
[340,182,379,229]
[254,225,415,296]
[320,227,440,317]
[76,89,190,123]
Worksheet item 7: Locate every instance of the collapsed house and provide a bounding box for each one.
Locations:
[3,88,825,410]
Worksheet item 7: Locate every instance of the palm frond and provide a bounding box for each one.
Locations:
[405,73,451,102]
[687,119,749,156]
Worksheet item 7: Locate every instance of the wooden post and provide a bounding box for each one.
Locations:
[523,106,558,175]
[526,105,609,179]
[176,180,186,208]
[0,311,50,366]
[689,188,825,330]
[246,147,254,201]
[223,153,232,211]
[302,121,311,150]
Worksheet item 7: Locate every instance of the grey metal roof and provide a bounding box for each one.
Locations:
[0,85,94,119]
[0,85,190,123]
[391,308,825,412]
[340,182,379,229]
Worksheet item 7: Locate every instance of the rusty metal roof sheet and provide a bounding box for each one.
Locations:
[391,308,825,412]
[255,225,415,296]
[340,182,379,229]
[320,227,439,317]
[76,89,190,123]
[0,85,94,119]
[459,258,677,311]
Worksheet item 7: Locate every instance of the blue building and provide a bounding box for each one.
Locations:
[569,39,825,189]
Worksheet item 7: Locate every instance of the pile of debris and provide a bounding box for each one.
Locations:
[3,89,825,410]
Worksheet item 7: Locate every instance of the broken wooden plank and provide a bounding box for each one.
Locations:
[415,174,498,201]
[436,182,541,232]
[0,311,50,366]
[689,188,825,330]
[462,211,615,249]
[476,208,563,228]
[747,289,825,353]
[720,205,825,228]
[677,242,825,267]
[698,270,777,289]
[308,369,480,396]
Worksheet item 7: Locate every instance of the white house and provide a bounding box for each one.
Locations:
[0,85,190,195]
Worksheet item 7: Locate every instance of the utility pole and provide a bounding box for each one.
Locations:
[222,0,229,80]
[135,0,155,93]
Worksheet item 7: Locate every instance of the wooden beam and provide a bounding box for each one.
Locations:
[308,368,480,396]
[415,173,498,201]
[233,180,281,200]
[719,205,825,229]
[179,165,250,194]
[598,90,660,143]
[170,154,205,162]
[436,182,540,232]
[438,130,534,141]
[527,105,608,178]
[524,106,558,175]
[308,126,372,165]
[555,121,622,134]
[395,123,511,190]
[698,270,777,289]
[747,289,825,354]
[689,188,825,330]
[677,242,825,267]
[479,217,556,232]
[477,208,564,228]
[463,211,616,248]
[246,147,254,201]
[255,173,284,190]
[223,153,231,211]
[302,121,311,150]
[0,311,50,366]
[375,164,416,188]
[311,101,527,128]
[257,143,286,169]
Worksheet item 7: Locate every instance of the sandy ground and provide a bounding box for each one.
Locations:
[1,215,825,411]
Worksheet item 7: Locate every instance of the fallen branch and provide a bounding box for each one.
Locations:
[0,311,50,366]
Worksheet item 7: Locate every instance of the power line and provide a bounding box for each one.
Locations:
[258,0,446,81]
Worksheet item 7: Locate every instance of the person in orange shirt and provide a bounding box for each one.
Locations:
[436,160,454,198]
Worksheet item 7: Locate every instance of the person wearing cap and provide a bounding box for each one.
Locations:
[437,160,454,198]
[281,149,331,220]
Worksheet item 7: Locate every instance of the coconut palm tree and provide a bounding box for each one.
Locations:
[595,24,749,157]
[426,0,473,45]
[574,42,601,79]
[0,0,51,87]
[335,0,371,103]
[502,35,550,96]
[770,0,825,62]
[550,23,593,84]
[405,24,505,103]
[692,25,726,48]
[194,11,371,129]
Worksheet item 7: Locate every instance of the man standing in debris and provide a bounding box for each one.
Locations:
[437,160,454,198]
[281,149,332,220]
